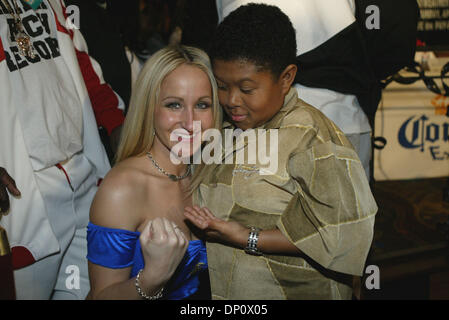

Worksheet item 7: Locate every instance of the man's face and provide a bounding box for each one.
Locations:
[213,59,286,130]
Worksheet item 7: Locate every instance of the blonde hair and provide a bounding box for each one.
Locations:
[115,45,222,193]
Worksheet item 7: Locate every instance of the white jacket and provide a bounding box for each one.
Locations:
[0,0,116,264]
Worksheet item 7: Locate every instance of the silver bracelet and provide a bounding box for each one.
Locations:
[244,226,263,256]
[135,269,164,300]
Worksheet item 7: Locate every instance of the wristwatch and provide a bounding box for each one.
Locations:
[244,226,263,256]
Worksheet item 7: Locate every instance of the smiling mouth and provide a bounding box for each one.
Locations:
[174,131,200,142]
[230,114,247,122]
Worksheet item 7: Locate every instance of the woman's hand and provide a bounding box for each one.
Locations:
[184,206,249,248]
[139,217,188,286]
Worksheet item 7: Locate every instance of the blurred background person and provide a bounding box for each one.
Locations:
[0,0,124,299]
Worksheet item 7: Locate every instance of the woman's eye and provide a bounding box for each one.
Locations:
[165,102,181,109]
[197,102,211,109]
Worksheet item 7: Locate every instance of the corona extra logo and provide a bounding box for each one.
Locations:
[398,115,449,160]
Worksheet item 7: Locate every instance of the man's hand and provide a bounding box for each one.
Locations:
[0,167,21,214]
[184,206,249,247]
[184,206,303,255]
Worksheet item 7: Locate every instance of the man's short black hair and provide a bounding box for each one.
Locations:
[209,3,297,78]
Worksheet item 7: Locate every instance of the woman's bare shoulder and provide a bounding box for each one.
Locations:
[89,156,153,231]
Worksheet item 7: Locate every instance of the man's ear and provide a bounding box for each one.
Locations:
[280,64,298,94]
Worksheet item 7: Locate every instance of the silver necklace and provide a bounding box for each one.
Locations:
[1,0,36,58]
[146,152,191,182]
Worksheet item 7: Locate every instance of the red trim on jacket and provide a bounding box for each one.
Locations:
[51,0,124,135]
[50,2,73,38]
[0,37,5,63]
[11,246,36,270]
[75,49,124,135]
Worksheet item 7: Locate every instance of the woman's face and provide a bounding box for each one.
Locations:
[213,59,287,130]
[153,64,214,159]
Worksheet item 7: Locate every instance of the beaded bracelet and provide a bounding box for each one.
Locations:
[135,269,164,300]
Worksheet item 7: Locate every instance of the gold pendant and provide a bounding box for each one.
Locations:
[16,30,35,59]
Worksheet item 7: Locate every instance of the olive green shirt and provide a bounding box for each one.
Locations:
[195,89,377,300]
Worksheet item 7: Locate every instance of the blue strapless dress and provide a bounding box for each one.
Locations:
[86,222,209,300]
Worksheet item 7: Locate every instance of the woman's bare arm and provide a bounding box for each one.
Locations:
[88,168,187,300]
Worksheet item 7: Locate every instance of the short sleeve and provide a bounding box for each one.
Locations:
[86,222,140,269]
[276,140,377,276]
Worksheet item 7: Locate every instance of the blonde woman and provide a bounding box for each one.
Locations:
[86,45,221,300]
